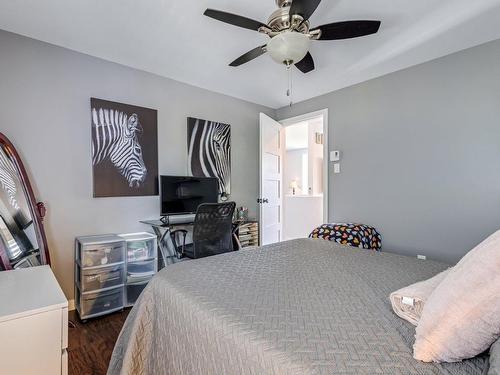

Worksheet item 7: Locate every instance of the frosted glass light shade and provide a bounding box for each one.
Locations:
[267,31,311,65]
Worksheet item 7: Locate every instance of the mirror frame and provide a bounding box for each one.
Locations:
[0,132,51,270]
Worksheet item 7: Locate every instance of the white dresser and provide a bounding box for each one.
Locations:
[0,266,68,375]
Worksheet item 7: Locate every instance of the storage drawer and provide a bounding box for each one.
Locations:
[76,264,124,292]
[125,277,151,306]
[127,259,156,278]
[77,286,123,319]
[119,232,157,262]
[75,235,125,266]
[80,243,125,267]
[126,239,156,262]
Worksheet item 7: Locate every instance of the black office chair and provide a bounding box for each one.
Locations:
[170,202,236,259]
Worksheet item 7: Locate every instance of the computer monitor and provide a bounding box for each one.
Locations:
[160,176,218,216]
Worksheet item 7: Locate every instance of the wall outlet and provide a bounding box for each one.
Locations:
[417,254,427,260]
[333,163,341,174]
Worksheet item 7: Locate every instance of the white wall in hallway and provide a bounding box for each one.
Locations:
[283,118,324,240]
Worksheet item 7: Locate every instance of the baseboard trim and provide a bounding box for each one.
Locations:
[68,299,75,311]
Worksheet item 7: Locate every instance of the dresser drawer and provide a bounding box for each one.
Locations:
[62,349,68,375]
[77,287,123,319]
[76,264,124,292]
[0,309,64,375]
[77,242,125,268]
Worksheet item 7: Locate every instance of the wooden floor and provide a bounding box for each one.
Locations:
[68,309,129,375]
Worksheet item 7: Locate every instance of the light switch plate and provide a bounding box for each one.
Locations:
[330,150,341,162]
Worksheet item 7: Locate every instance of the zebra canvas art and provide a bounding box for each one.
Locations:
[187,117,231,198]
[91,98,158,197]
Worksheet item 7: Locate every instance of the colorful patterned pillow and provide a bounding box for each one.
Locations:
[309,223,382,250]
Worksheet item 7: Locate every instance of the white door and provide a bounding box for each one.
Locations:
[259,113,283,245]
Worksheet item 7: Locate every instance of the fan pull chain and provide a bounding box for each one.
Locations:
[286,63,293,107]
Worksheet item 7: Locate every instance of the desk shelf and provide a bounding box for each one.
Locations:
[235,221,259,248]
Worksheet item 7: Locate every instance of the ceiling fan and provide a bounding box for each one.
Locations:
[203,0,381,74]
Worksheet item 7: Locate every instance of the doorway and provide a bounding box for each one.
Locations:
[258,110,328,246]
[281,111,327,240]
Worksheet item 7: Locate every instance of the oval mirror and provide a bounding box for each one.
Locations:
[0,133,50,270]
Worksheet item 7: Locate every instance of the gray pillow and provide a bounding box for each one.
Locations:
[489,339,500,375]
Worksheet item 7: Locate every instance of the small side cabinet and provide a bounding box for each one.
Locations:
[75,234,126,321]
[75,232,157,321]
[0,266,68,375]
[119,232,157,307]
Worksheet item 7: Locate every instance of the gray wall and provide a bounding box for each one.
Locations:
[277,39,500,264]
[0,30,273,299]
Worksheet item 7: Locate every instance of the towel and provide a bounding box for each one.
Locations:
[390,269,450,326]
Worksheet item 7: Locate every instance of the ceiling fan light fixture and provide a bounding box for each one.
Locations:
[267,31,311,65]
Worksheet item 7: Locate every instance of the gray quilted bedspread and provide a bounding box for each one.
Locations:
[108,239,488,375]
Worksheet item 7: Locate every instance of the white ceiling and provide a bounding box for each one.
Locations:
[1,0,500,108]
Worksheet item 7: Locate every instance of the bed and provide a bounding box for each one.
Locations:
[108,239,488,375]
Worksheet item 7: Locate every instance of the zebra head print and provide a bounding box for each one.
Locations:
[92,108,147,188]
[188,118,231,196]
[0,150,21,211]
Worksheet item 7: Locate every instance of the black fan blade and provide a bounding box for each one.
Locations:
[230,45,267,67]
[289,0,322,21]
[313,20,381,40]
[295,52,315,73]
[204,9,266,32]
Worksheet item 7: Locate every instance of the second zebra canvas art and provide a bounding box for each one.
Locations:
[187,117,231,198]
[91,98,158,197]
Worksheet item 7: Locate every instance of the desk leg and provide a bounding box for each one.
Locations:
[151,227,164,269]
[152,227,169,269]
[152,226,180,269]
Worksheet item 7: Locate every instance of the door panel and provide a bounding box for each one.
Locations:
[259,113,283,246]
[263,153,280,176]
[264,180,279,202]
[263,204,279,227]
[263,224,280,245]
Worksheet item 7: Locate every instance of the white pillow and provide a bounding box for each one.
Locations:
[413,230,500,363]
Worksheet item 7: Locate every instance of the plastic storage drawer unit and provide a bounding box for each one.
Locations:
[75,234,126,321]
[119,232,158,307]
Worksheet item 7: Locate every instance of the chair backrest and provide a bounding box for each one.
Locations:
[192,202,236,259]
